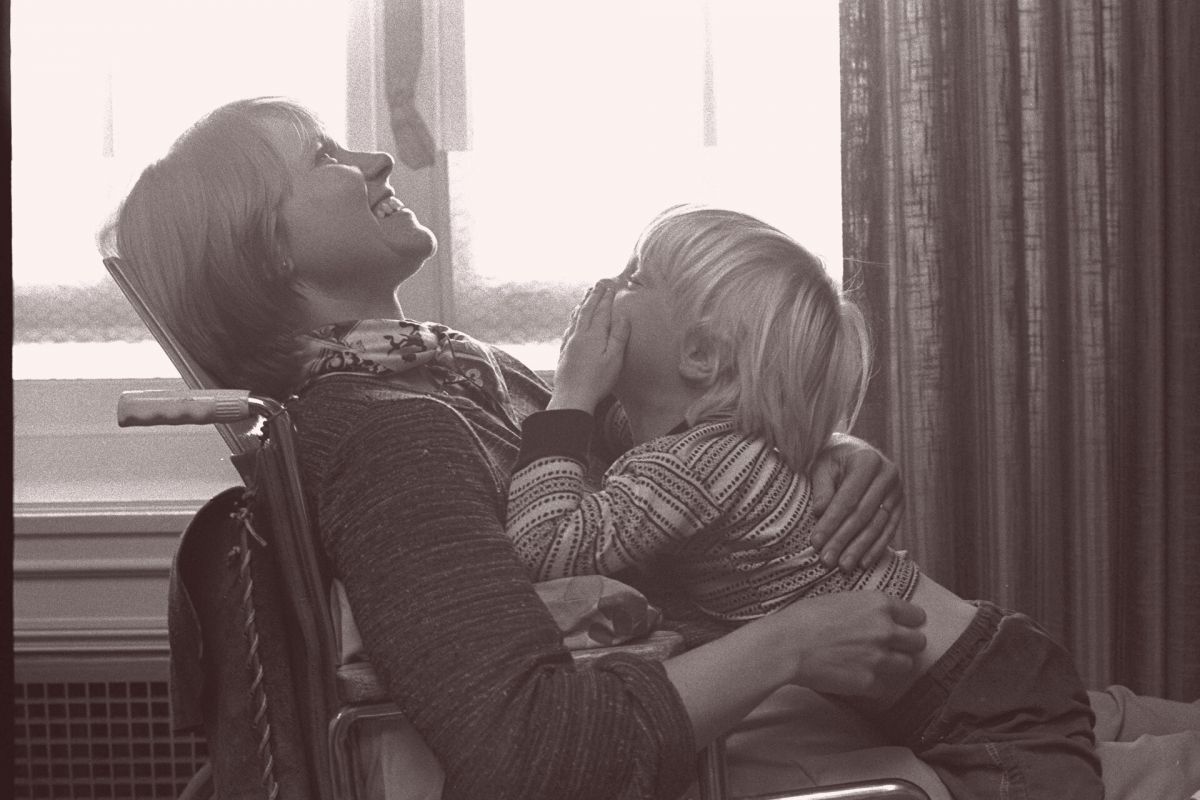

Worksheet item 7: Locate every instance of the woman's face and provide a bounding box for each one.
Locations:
[265,117,437,292]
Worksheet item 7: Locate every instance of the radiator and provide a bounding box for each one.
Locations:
[13,679,208,799]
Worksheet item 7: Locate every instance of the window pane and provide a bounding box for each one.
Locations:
[11,0,350,379]
[452,0,842,369]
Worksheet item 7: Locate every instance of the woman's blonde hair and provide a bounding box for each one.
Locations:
[98,97,325,397]
[634,204,871,474]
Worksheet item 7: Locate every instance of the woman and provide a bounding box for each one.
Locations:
[102,97,924,799]
[102,98,1198,800]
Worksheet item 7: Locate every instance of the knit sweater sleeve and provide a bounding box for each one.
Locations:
[316,397,695,800]
[593,395,634,463]
[507,411,725,582]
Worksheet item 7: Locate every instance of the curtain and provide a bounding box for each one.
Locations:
[382,0,437,169]
[840,0,1200,700]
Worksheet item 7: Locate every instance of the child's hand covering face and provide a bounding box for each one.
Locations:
[547,280,631,413]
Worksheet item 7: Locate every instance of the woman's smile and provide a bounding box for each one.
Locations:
[372,194,407,220]
[269,117,437,285]
[373,197,422,233]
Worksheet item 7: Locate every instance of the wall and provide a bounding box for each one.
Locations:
[12,378,236,797]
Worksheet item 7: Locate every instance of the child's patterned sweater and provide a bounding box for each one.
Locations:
[506,411,920,623]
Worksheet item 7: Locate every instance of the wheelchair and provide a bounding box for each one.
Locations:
[107,256,931,800]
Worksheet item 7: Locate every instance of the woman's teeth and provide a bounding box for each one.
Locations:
[374,196,404,220]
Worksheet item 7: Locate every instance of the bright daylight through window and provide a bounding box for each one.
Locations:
[10,0,351,380]
[11,0,841,379]
[451,0,843,370]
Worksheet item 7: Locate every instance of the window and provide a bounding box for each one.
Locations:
[448,0,843,369]
[11,0,355,506]
[10,0,353,380]
[11,0,842,506]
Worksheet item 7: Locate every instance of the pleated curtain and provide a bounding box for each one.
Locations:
[840,0,1200,699]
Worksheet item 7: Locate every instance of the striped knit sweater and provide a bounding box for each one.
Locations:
[507,413,920,623]
[287,353,695,800]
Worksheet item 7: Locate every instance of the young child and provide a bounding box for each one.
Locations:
[504,204,1101,799]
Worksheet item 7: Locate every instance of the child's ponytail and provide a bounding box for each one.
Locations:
[757,283,871,475]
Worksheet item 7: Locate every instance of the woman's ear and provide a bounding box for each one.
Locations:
[678,326,720,387]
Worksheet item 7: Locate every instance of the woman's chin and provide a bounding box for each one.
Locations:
[417,230,438,259]
[381,232,434,274]
[390,251,433,286]
[385,222,437,261]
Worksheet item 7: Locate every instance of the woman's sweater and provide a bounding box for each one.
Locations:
[288,357,696,800]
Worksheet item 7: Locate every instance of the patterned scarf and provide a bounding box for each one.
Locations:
[294,319,514,415]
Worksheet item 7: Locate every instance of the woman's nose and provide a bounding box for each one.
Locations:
[346,149,395,182]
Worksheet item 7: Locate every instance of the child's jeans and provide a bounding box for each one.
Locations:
[860,600,1102,800]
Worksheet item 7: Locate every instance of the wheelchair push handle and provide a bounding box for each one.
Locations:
[117,389,255,427]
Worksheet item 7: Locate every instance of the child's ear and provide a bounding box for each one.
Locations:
[679,326,720,387]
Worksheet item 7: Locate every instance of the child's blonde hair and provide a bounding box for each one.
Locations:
[634,204,871,474]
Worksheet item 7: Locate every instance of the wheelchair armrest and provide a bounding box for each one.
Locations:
[744,780,930,799]
[568,628,686,667]
[336,661,390,705]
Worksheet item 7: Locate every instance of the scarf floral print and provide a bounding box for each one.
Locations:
[295,319,514,415]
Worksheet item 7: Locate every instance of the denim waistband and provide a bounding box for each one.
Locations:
[855,599,1007,746]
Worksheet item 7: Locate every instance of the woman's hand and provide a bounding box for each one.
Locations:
[809,433,904,571]
[775,592,926,698]
[548,280,629,412]
[663,591,926,747]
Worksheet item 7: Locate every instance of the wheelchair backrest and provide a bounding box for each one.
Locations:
[103,255,261,458]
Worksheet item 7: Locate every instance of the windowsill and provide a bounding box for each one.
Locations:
[13,377,242,511]
[13,501,204,536]
[11,340,558,516]
[12,339,562,381]
[12,340,180,380]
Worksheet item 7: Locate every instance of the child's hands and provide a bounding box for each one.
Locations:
[548,280,630,412]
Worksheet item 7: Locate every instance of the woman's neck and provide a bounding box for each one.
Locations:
[296,282,403,329]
